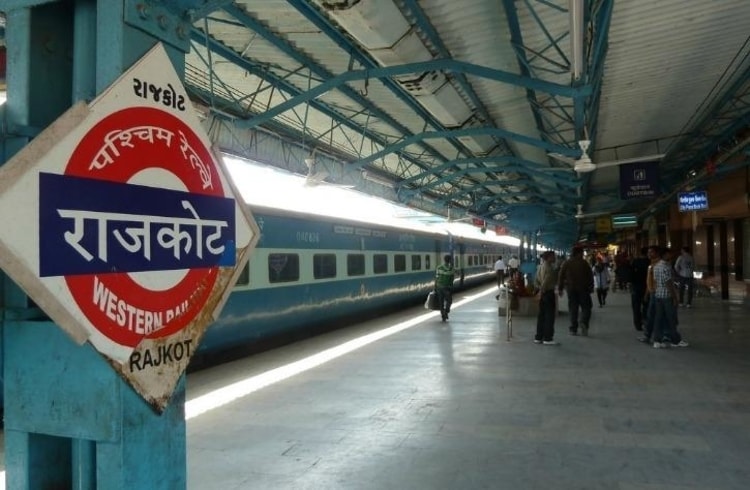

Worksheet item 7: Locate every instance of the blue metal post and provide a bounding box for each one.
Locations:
[2,1,190,488]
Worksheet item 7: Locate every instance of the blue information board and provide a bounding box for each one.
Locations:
[678,190,708,212]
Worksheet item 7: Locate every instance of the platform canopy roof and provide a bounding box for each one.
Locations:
[8,1,749,247]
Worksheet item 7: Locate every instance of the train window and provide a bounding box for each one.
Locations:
[468,256,474,266]
[394,254,406,272]
[268,253,299,283]
[425,254,431,270]
[313,253,337,279]
[347,254,365,276]
[235,262,250,286]
[411,254,421,271]
[373,254,388,274]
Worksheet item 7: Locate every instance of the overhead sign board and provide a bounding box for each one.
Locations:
[619,161,659,200]
[594,216,612,233]
[678,190,708,212]
[0,44,260,412]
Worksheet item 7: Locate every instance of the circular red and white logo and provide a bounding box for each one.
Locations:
[62,106,225,348]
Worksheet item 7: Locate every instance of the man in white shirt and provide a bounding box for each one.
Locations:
[493,256,506,299]
[507,255,520,276]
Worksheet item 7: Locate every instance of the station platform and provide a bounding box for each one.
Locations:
[0,283,748,489]
[184,283,750,489]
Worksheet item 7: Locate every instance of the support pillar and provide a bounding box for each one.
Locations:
[4,322,187,489]
[732,218,743,281]
[707,225,716,276]
[719,220,729,301]
[2,1,194,488]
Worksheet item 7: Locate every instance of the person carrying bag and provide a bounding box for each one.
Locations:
[434,254,455,322]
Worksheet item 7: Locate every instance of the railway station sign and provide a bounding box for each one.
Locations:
[594,215,612,233]
[678,190,709,212]
[619,161,658,200]
[0,44,260,412]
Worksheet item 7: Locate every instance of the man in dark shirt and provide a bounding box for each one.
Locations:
[535,251,559,345]
[557,247,594,336]
[435,254,455,322]
[629,247,650,331]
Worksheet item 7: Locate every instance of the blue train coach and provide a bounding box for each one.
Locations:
[196,205,512,361]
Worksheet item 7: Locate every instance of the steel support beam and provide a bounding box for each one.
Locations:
[239,58,591,130]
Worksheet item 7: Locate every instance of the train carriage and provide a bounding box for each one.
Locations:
[196,205,512,360]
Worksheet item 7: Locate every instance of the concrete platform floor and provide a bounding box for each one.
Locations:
[185,285,750,489]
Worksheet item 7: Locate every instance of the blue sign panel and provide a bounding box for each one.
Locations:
[39,173,235,277]
[619,162,659,200]
[678,190,709,212]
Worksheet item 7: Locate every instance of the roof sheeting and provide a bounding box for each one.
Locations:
[178,0,750,246]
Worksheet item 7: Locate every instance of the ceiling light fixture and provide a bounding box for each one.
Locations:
[361,170,395,188]
[570,0,584,81]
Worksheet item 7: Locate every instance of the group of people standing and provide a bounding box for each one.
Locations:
[633,245,691,348]
[531,245,693,348]
[437,244,695,350]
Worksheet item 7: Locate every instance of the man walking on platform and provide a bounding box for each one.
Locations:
[629,247,650,331]
[651,247,679,348]
[592,258,611,307]
[507,255,520,276]
[639,245,660,343]
[535,251,559,345]
[674,246,695,308]
[557,247,594,336]
[435,254,455,322]
[493,256,506,300]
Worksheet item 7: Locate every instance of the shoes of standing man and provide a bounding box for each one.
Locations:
[671,340,689,347]
[543,340,560,346]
